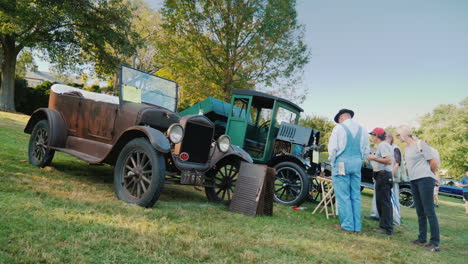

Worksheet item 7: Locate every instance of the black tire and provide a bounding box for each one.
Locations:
[114,138,165,208]
[307,176,334,204]
[399,187,414,208]
[205,158,241,204]
[28,120,55,168]
[273,161,310,206]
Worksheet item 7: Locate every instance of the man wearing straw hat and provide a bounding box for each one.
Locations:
[328,109,370,233]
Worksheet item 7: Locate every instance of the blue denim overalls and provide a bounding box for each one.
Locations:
[332,125,363,232]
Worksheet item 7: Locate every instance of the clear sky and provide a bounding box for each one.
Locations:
[37,0,468,130]
[296,0,468,130]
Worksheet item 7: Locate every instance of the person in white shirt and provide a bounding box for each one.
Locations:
[367,128,393,235]
[328,109,370,233]
[368,131,402,226]
[397,125,440,252]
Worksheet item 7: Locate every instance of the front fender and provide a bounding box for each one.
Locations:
[210,144,253,166]
[24,108,67,148]
[230,145,253,163]
[119,126,171,154]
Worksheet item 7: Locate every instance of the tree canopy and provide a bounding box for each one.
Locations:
[299,115,335,152]
[16,50,37,78]
[0,0,138,111]
[158,0,309,104]
[415,98,467,179]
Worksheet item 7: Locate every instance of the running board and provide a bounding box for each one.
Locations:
[51,147,102,164]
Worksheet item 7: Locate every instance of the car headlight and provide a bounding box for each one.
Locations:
[168,124,184,144]
[217,135,231,152]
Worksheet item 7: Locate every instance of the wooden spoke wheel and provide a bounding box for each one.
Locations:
[28,120,55,167]
[114,138,165,208]
[399,188,414,208]
[205,159,240,204]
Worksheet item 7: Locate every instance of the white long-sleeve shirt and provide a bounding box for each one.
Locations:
[328,119,370,165]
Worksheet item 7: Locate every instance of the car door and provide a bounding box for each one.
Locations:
[81,99,118,143]
[226,95,252,148]
[51,93,81,135]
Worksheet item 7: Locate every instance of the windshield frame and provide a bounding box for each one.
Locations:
[119,65,179,112]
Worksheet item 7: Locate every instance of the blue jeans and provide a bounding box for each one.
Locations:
[332,157,362,232]
[411,177,440,246]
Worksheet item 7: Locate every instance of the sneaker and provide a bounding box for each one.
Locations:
[374,228,392,235]
[411,240,426,246]
[424,243,440,252]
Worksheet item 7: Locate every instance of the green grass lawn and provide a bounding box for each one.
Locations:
[1,111,467,264]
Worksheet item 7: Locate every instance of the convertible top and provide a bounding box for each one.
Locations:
[52,84,119,105]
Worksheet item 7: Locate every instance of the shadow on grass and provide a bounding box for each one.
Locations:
[42,158,210,204]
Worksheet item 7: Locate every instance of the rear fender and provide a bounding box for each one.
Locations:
[24,108,67,148]
[267,154,309,170]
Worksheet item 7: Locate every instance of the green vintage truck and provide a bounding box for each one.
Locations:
[180,89,329,206]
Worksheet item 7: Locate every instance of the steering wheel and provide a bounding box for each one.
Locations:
[258,120,271,131]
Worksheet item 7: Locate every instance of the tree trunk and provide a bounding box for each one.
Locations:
[224,83,231,102]
[113,69,120,94]
[0,37,18,112]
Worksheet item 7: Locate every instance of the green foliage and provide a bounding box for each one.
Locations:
[299,115,335,152]
[15,50,37,78]
[0,0,138,111]
[159,0,309,104]
[416,98,468,180]
[127,0,164,74]
[66,82,84,89]
[84,84,101,93]
[100,85,115,95]
[177,98,194,112]
[34,81,55,96]
[14,80,51,115]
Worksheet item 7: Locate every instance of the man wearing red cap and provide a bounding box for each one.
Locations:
[368,128,394,235]
[328,109,369,233]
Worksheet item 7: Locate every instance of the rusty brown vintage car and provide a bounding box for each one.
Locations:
[24,66,252,207]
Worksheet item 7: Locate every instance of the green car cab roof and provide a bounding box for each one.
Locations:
[232,89,304,112]
[179,97,232,119]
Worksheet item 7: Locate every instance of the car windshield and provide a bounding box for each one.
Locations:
[120,66,178,111]
[275,107,297,127]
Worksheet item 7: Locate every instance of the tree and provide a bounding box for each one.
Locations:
[0,0,138,111]
[103,0,164,92]
[159,0,309,104]
[416,98,468,179]
[128,0,164,74]
[299,115,335,152]
[16,50,37,78]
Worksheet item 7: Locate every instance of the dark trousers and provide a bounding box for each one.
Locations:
[411,177,440,246]
[374,171,393,234]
